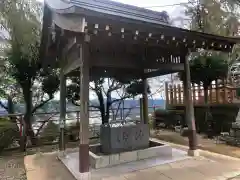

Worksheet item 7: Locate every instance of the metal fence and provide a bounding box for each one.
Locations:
[0,106,161,152]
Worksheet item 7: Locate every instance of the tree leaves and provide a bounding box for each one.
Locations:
[179,55,228,88]
[185,0,240,36]
[0,0,60,116]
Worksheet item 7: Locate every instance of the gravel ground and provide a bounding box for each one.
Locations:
[0,141,80,180]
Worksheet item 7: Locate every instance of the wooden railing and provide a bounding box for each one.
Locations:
[165,78,240,106]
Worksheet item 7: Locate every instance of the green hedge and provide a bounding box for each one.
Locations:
[39,121,59,144]
[66,122,80,141]
[165,105,239,134]
[237,88,240,97]
[0,118,19,153]
[154,109,182,129]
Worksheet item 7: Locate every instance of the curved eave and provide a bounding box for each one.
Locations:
[43,0,240,46]
[44,0,169,25]
[44,0,75,13]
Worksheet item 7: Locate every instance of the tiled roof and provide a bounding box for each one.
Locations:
[45,0,169,25]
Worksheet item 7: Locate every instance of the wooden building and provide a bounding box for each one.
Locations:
[166,78,240,106]
[40,0,239,173]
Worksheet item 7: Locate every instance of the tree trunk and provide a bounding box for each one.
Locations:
[96,91,106,125]
[203,86,208,132]
[7,95,15,122]
[105,94,111,124]
[203,85,212,136]
[23,89,37,145]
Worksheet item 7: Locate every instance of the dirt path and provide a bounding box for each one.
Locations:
[0,153,26,180]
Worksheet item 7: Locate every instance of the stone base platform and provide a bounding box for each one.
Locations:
[90,140,172,169]
[58,143,189,180]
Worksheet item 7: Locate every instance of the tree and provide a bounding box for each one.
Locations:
[67,77,150,124]
[185,0,240,35]
[180,54,228,104]
[0,57,21,115]
[179,54,228,132]
[185,0,240,61]
[0,0,60,144]
[183,0,239,102]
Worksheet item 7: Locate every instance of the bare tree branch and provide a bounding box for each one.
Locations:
[31,97,52,114]
[35,112,58,136]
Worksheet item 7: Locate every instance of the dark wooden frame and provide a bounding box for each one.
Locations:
[40,0,239,173]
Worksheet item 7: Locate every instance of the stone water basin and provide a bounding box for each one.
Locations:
[90,139,172,169]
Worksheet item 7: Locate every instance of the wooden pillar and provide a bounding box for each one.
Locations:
[142,77,148,124]
[79,37,90,173]
[183,55,197,153]
[140,98,143,123]
[215,80,219,103]
[165,82,169,106]
[59,69,66,151]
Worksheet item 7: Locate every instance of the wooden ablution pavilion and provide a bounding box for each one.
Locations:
[40,0,239,174]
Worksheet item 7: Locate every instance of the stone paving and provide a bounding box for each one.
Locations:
[24,148,240,180]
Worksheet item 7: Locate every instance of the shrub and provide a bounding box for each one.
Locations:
[40,121,59,143]
[66,122,80,141]
[148,115,154,129]
[154,109,182,129]
[0,118,19,153]
[169,105,238,135]
[154,109,171,117]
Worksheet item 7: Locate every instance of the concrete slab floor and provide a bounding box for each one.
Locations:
[24,149,240,180]
[59,147,189,179]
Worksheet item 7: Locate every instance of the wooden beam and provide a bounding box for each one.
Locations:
[144,64,184,78]
[142,77,148,124]
[91,55,183,68]
[79,41,90,173]
[182,54,197,154]
[63,53,184,75]
[59,69,66,151]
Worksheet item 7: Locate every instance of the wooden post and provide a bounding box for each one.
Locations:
[165,82,169,106]
[140,98,143,123]
[192,83,196,104]
[177,84,182,104]
[20,115,26,152]
[142,77,148,124]
[215,80,219,103]
[229,78,234,103]
[209,83,212,104]
[77,111,80,126]
[59,69,66,151]
[197,84,202,104]
[173,84,177,104]
[224,79,228,103]
[182,83,185,105]
[183,55,197,155]
[79,36,90,173]
[169,84,174,105]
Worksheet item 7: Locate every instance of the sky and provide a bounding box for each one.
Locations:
[37,0,188,100]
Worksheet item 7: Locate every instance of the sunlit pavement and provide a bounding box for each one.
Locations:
[24,145,240,180]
